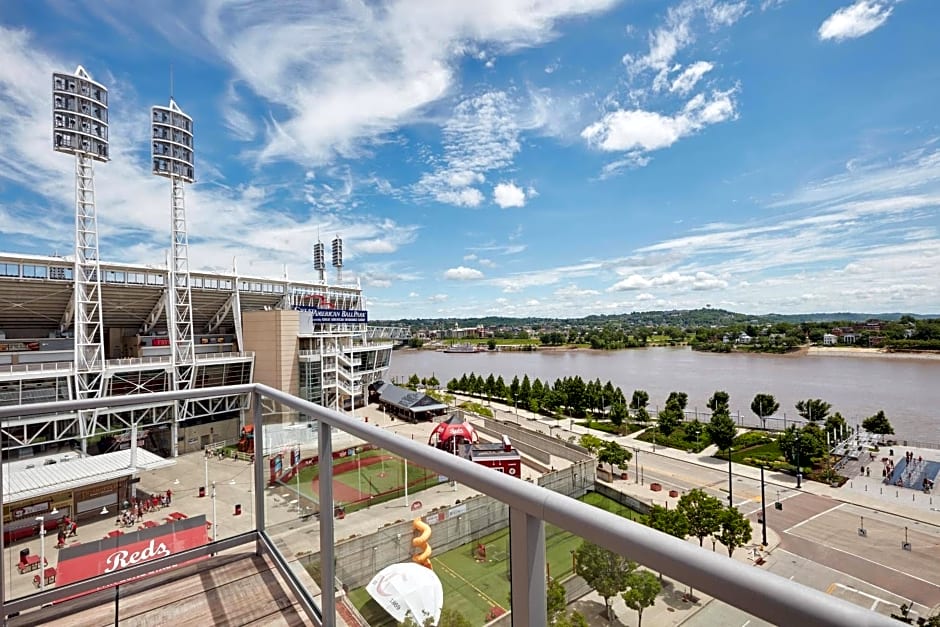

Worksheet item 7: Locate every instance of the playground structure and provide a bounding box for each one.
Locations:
[412,518,432,569]
[237,425,255,454]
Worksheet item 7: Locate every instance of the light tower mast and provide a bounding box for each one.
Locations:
[313,239,326,283]
[331,235,343,284]
[151,98,196,457]
[53,66,109,451]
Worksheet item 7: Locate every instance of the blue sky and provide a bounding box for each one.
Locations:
[0,0,938,319]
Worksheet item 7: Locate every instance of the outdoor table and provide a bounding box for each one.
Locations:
[18,556,45,573]
[33,567,56,587]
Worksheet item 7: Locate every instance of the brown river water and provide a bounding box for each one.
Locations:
[389,347,940,442]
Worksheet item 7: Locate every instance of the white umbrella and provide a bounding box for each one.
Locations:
[366,562,444,625]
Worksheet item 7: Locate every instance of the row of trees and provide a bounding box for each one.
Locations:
[442,371,897,441]
[574,488,752,624]
[447,373,631,419]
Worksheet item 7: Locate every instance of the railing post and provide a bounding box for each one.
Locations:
[318,418,336,625]
[509,507,546,626]
[252,390,265,548]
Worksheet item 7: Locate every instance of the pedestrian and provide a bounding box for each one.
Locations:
[166,488,172,505]
[866,467,870,477]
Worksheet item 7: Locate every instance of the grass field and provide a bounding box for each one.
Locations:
[348,491,645,626]
[282,449,441,511]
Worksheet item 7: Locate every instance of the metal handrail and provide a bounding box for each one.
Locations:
[0,384,897,626]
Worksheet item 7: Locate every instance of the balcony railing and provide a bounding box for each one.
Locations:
[0,384,896,626]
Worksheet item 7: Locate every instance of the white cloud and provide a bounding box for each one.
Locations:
[197,0,618,166]
[554,284,601,299]
[415,91,520,207]
[760,0,789,9]
[623,0,746,76]
[636,292,656,301]
[444,266,485,280]
[437,187,485,207]
[818,1,894,42]
[607,271,728,291]
[493,182,528,208]
[670,61,714,95]
[582,87,737,154]
[428,294,449,303]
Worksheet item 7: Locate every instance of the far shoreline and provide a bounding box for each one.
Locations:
[413,344,940,361]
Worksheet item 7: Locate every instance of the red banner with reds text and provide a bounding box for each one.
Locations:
[55,514,208,599]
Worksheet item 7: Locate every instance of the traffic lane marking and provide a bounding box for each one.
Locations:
[783,503,845,533]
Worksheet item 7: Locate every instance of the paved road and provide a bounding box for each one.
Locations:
[763,492,940,607]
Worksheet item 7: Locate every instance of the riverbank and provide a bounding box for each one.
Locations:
[807,346,940,360]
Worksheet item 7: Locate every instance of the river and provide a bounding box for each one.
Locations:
[388,347,940,441]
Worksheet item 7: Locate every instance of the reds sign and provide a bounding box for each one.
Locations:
[55,514,208,598]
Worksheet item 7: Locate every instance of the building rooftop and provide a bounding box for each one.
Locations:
[2,448,174,502]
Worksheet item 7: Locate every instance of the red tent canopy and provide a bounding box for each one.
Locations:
[428,411,479,446]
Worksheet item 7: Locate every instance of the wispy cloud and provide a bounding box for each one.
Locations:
[197,0,618,166]
[818,1,895,42]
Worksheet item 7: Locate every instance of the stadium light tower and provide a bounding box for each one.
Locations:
[152,97,196,457]
[331,235,343,284]
[53,66,109,451]
[313,238,326,283]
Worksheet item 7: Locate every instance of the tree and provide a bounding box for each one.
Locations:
[666,391,688,411]
[706,410,737,505]
[657,405,681,437]
[400,608,471,626]
[750,393,779,429]
[547,576,567,625]
[621,570,662,627]
[487,338,497,350]
[426,375,439,389]
[609,401,628,428]
[795,398,831,423]
[579,434,604,455]
[677,489,723,547]
[778,424,826,467]
[862,410,894,435]
[598,440,632,476]
[646,505,689,580]
[407,373,421,389]
[707,390,730,416]
[684,419,703,444]
[630,389,649,411]
[553,612,590,627]
[717,507,752,557]
[574,541,635,621]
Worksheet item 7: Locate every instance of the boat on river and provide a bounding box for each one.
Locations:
[442,343,485,354]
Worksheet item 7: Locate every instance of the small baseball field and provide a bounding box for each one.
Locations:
[348,491,644,626]
[284,448,443,512]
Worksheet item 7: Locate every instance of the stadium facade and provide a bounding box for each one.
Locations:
[0,250,400,458]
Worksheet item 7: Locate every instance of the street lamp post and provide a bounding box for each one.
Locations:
[211,481,217,542]
[796,442,802,489]
[35,515,48,590]
[634,448,640,485]
[760,465,768,546]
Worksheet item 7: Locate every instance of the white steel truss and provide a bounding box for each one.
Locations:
[73,152,106,449]
[166,176,196,455]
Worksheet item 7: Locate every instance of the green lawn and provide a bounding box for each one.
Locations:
[637,424,711,452]
[348,491,644,626]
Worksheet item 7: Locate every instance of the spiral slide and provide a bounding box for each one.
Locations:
[411,517,433,569]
